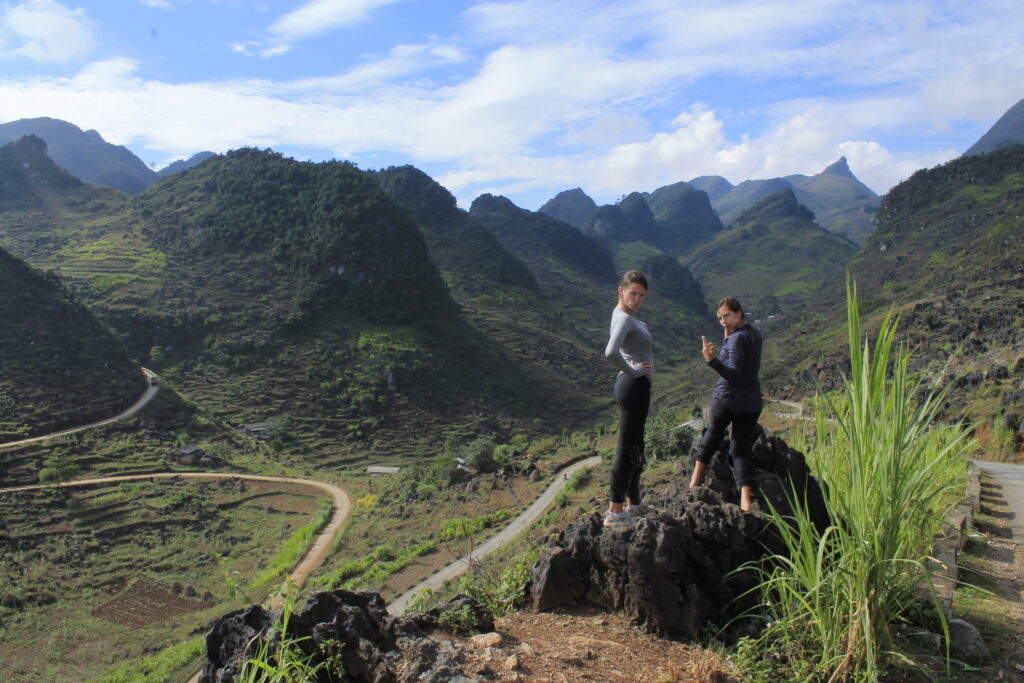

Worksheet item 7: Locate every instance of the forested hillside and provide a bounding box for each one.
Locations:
[685,189,857,315]
[374,166,610,397]
[763,144,1024,427]
[0,245,143,439]
[0,143,563,461]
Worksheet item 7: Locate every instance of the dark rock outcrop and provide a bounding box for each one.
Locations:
[529,431,828,638]
[200,590,490,682]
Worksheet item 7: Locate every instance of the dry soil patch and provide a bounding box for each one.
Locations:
[454,607,734,683]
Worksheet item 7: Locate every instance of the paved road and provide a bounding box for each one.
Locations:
[387,455,601,615]
[973,460,1024,543]
[0,368,159,449]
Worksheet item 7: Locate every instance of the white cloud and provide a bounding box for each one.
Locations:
[270,0,400,43]
[0,0,94,64]
[283,41,467,94]
[587,102,957,198]
[0,0,1020,210]
[234,0,403,58]
[140,0,172,9]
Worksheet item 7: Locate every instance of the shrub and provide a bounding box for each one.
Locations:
[460,436,497,473]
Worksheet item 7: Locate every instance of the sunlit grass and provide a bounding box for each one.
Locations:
[738,281,974,681]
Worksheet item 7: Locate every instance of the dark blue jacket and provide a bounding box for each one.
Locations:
[709,324,762,413]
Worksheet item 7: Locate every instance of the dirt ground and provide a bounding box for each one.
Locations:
[452,607,734,683]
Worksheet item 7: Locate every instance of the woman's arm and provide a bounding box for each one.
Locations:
[605,313,645,377]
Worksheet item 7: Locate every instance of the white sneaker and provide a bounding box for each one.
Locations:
[603,511,635,527]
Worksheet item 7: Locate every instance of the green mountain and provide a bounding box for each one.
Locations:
[373,165,609,398]
[762,144,1024,425]
[964,98,1024,157]
[690,159,879,245]
[0,243,143,440]
[588,200,663,249]
[0,142,556,461]
[686,175,734,202]
[0,118,158,194]
[537,187,598,230]
[156,151,216,177]
[842,144,1023,304]
[785,158,879,245]
[644,182,725,254]
[685,189,857,315]
[469,193,615,344]
[468,194,714,367]
[712,177,791,227]
[0,134,82,202]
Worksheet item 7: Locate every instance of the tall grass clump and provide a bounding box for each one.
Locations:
[237,583,343,683]
[248,497,333,591]
[740,282,973,681]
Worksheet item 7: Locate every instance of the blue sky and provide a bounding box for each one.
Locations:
[1,0,1022,210]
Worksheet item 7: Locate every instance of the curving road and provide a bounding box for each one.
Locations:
[388,455,601,615]
[0,368,160,450]
[0,471,352,596]
[0,367,606,678]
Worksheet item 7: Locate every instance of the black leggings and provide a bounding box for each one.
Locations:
[695,400,761,488]
[610,373,651,504]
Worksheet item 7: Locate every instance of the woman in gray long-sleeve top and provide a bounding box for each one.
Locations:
[602,270,654,528]
[690,296,762,512]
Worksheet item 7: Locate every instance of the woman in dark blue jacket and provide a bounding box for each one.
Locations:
[689,296,762,512]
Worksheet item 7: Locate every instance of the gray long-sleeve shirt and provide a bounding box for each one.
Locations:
[604,307,654,379]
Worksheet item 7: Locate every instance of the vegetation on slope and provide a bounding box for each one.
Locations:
[0,244,142,440]
[644,181,725,254]
[686,188,857,315]
[761,145,1024,431]
[0,141,599,461]
[375,165,610,400]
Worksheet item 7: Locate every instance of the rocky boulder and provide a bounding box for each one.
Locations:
[200,590,490,682]
[528,431,829,638]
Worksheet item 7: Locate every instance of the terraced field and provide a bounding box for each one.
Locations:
[0,478,326,682]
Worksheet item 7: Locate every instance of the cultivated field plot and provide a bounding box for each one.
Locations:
[93,579,214,628]
[0,477,325,682]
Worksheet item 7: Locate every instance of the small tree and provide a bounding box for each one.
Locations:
[38,450,79,484]
[460,436,497,473]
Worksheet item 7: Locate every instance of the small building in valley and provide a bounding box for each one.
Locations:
[168,444,205,465]
[366,465,401,476]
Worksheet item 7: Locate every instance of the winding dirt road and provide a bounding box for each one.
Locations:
[0,471,352,595]
[0,365,606,679]
[0,368,160,450]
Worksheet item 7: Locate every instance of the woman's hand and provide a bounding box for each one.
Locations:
[701,335,716,362]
